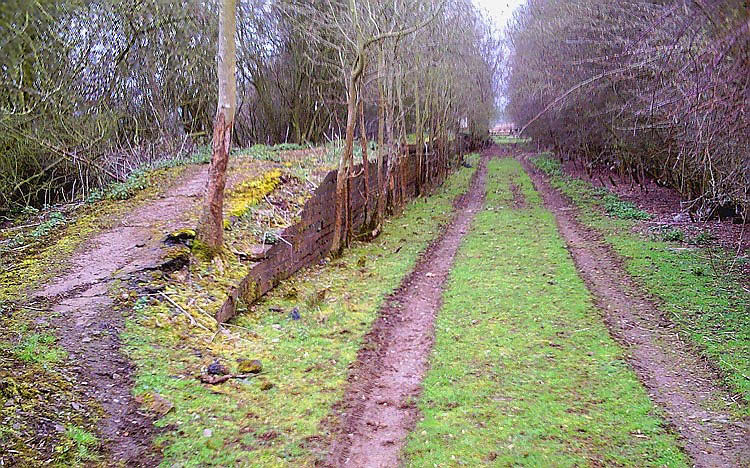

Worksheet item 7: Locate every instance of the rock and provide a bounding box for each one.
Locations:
[137,392,174,416]
[207,360,229,376]
[247,244,271,261]
[151,393,174,416]
[237,359,262,374]
[164,228,196,245]
[259,381,274,391]
[159,246,191,272]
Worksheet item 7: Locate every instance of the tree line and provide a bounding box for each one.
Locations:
[0,0,499,219]
[504,0,748,219]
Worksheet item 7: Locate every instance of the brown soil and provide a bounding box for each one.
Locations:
[34,164,217,465]
[323,148,493,467]
[561,159,749,257]
[520,154,750,468]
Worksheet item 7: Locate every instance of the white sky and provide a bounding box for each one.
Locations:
[473,0,526,32]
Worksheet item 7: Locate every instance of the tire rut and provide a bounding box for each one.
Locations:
[519,153,750,468]
[323,148,494,467]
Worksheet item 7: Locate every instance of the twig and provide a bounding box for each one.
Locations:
[2,223,38,233]
[158,291,211,332]
[198,373,255,385]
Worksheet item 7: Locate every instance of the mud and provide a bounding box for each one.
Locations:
[322,148,495,467]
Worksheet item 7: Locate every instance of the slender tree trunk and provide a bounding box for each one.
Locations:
[396,70,408,206]
[414,77,423,196]
[358,96,371,228]
[384,63,395,214]
[376,51,386,229]
[331,54,364,255]
[197,0,236,256]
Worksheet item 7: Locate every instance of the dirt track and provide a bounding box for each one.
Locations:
[323,148,492,467]
[520,154,750,468]
[36,165,211,465]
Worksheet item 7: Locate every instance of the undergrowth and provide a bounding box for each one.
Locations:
[122,154,480,466]
[87,147,212,203]
[532,153,750,404]
[405,157,687,466]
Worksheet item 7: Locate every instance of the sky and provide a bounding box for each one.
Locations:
[473,0,525,32]
[473,0,526,119]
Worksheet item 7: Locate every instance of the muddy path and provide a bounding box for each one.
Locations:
[519,154,750,467]
[323,147,494,467]
[34,164,214,465]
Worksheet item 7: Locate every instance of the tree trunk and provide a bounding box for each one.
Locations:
[358,96,371,228]
[331,53,363,255]
[196,0,236,257]
[396,70,408,207]
[376,50,386,229]
[414,77,423,196]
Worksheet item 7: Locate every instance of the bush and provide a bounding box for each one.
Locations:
[661,228,684,242]
[602,195,651,220]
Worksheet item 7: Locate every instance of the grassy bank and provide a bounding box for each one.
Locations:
[122,154,480,466]
[532,155,750,404]
[0,143,337,467]
[405,157,687,466]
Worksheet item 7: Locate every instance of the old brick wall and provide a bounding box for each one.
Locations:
[216,139,478,322]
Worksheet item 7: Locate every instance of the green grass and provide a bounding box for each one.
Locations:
[532,154,750,403]
[404,157,687,467]
[123,154,481,466]
[14,332,66,364]
[57,425,100,465]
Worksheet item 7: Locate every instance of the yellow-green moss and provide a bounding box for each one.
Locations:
[226,169,283,219]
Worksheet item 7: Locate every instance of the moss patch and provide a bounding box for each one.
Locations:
[226,169,283,219]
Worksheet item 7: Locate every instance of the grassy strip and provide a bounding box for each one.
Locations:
[533,155,750,404]
[122,154,480,466]
[405,157,687,467]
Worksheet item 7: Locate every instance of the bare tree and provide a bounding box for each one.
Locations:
[196,0,237,256]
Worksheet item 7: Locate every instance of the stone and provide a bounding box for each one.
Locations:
[164,228,196,245]
[207,360,229,376]
[238,359,262,374]
[247,244,271,261]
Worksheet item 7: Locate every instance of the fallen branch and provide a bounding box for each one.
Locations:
[198,373,253,385]
[158,291,211,332]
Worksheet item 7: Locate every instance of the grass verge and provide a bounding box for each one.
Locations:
[122,154,480,466]
[405,157,687,467]
[532,154,750,404]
